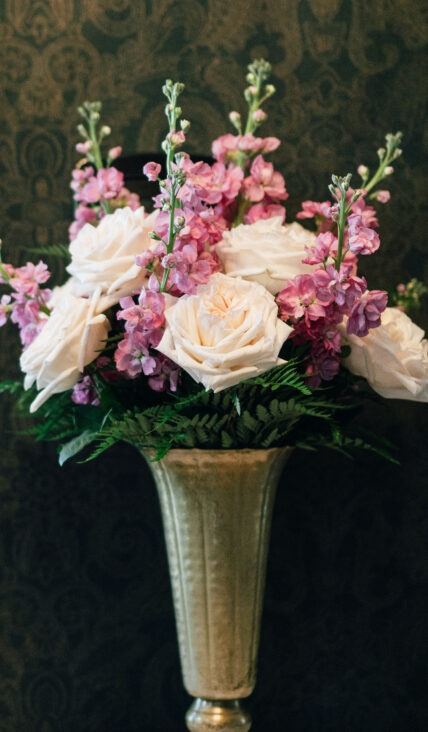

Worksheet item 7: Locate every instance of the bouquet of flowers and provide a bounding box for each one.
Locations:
[1,59,427,465]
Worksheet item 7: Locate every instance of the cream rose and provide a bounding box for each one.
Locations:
[340,307,428,401]
[20,289,111,412]
[67,206,158,299]
[156,272,292,392]
[216,217,314,295]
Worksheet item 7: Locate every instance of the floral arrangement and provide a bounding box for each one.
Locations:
[1,60,427,464]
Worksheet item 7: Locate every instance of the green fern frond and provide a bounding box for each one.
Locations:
[29,244,71,261]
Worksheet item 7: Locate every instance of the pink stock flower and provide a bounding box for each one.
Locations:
[302,231,337,265]
[167,130,185,146]
[178,159,244,206]
[297,200,332,230]
[347,214,380,255]
[19,318,48,348]
[211,133,280,163]
[117,289,166,332]
[211,134,238,163]
[96,167,124,199]
[76,166,124,204]
[162,248,220,295]
[69,204,96,240]
[376,190,391,203]
[0,294,11,326]
[324,264,367,309]
[143,162,162,181]
[71,375,100,406]
[119,187,140,210]
[277,274,330,323]
[12,261,50,288]
[147,353,180,392]
[244,155,288,202]
[346,290,388,337]
[305,351,340,387]
[350,193,378,228]
[244,203,286,224]
[135,249,156,269]
[70,166,95,200]
[212,163,244,202]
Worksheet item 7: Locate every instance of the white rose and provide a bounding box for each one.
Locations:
[67,206,158,300]
[20,289,111,413]
[156,272,292,392]
[216,217,314,295]
[340,307,428,402]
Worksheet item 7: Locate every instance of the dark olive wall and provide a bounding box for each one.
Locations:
[0,2,427,731]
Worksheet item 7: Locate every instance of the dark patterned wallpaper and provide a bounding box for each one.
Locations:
[0,2,427,731]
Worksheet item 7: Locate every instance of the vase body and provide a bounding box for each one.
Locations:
[144,447,292,732]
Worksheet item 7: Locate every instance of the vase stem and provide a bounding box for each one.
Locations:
[186,699,251,732]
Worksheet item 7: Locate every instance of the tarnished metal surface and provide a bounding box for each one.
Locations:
[145,448,292,731]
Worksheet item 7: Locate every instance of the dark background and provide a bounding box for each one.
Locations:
[0,1,427,730]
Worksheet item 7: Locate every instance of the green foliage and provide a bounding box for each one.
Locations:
[1,359,398,467]
[85,361,383,462]
[28,244,71,262]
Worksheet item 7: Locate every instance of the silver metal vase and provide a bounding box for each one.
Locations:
[144,447,292,732]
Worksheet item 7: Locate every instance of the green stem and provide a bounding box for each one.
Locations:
[336,189,347,266]
[244,74,263,135]
[233,194,251,227]
[88,117,111,215]
[160,94,179,293]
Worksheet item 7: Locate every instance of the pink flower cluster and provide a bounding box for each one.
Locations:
[297,188,379,233]
[212,133,280,163]
[212,133,288,224]
[277,222,387,386]
[138,139,288,299]
[114,289,179,391]
[69,164,140,240]
[0,261,52,347]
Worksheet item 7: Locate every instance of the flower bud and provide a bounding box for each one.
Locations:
[100,125,111,137]
[384,166,394,175]
[175,216,185,227]
[252,109,267,122]
[180,119,191,133]
[75,141,92,154]
[264,84,276,97]
[357,165,369,177]
[377,147,386,159]
[108,146,122,161]
[149,231,162,240]
[76,124,87,137]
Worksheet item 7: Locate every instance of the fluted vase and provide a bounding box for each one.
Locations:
[144,447,292,732]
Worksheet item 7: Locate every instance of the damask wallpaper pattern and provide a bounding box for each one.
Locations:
[0,2,427,731]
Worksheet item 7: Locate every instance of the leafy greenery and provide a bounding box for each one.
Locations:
[27,243,71,262]
[0,358,398,466]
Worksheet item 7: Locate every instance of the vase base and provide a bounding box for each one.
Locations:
[185,698,252,732]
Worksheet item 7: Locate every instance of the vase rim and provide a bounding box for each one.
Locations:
[142,446,293,456]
